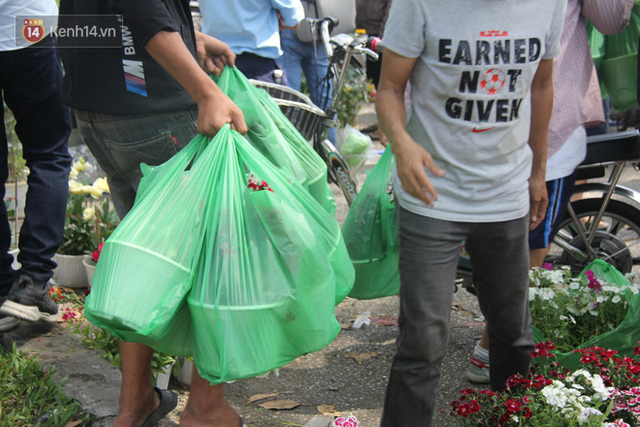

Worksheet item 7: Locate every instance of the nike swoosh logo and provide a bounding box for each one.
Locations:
[472,126,497,133]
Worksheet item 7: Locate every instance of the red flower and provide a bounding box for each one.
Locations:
[521,407,533,418]
[504,399,522,413]
[92,242,104,263]
[456,403,472,418]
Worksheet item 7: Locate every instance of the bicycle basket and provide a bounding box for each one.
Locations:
[250,80,327,141]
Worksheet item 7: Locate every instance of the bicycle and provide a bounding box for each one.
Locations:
[459,129,640,292]
[251,17,380,206]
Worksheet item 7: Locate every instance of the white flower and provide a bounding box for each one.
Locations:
[578,407,602,423]
[612,295,622,303]
[542,381,569,408]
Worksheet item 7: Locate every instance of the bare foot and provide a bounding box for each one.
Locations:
[179,401,241,427]
[114,388,159,427]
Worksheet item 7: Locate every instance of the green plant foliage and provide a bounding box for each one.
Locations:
[0,344,92,426]
[336,67,373,127]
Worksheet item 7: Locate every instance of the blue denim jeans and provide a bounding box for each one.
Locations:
[277,30,337,142]
[74,109,198,219]
[380,207,533,427]
[0,35,72,292]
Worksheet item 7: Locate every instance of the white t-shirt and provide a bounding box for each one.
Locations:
[382,0,566,222]
[546,124,587,181]
[0,0,58,51]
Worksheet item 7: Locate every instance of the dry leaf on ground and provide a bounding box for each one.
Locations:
[345,351,381,364]
[247,392,279,404]
[258,399,301,410]
[317,404,340,416]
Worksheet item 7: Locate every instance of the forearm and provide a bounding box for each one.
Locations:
[376,85,409,154]
[528,60,554,182]
[145,30,222,104]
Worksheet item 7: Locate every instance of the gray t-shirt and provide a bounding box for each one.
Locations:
[382,0,566,222]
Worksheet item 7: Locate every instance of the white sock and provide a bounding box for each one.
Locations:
[474,342,489,363]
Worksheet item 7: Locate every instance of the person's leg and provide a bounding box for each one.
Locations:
[2,36,72,284]
[466,216,533,391]
[180,366,242,427]
[300,40,332,111]
[529,172,578,268]
[276,30,305,91]
[115,342,162,427]
[380,207,467,426]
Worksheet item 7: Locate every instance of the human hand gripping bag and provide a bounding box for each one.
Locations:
[213,67,335,214]
[341,145,400,300]
[83,135,219,355]
[187,125,354,384]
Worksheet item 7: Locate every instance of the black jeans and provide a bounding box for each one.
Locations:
[0,35,72,292]
[380,207,534,426]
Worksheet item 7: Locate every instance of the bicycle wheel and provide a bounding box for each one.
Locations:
[319,138,358,206]
[548,198,640,274]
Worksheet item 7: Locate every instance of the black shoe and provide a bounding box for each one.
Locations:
[0,275,59,322]
[0,311,19,332]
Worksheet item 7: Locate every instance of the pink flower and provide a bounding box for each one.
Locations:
[332,416,358,427]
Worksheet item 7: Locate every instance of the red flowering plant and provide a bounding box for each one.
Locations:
[450,341,640,426]
[247,174,274,193]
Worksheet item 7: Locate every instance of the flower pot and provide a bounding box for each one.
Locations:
[175,357,194,385]
[4,180,27,219]
[82,256,96,286]
[153,361,175,390]
[53,253,88,288]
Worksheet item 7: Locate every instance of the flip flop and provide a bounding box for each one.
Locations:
[140,387,178,427]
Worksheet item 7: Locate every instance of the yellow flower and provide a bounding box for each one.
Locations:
[69,168,78,180]
[92,177,110,195]
[68,179,85,195]
[87,185,104,199]
[82,207,96,221]
[72,157,87,173]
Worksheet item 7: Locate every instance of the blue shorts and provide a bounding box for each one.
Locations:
[529,171,577,249]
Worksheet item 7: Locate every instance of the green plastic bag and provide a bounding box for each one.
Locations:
[532,259,640,372]
[84,135,215,355]
[213,67,335,214]
[187,125,353,383]
[341,145,400,300]
[597,4,640,111]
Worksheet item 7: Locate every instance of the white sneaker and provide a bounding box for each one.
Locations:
[466,356,490,384]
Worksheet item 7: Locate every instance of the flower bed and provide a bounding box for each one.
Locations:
[450,342,640,426]
[529,260,640,370]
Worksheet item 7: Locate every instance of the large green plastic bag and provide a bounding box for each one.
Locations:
[532,259,640,372]
[188,125,354,384]
[341,145,400,300]
[252,87,335,213]
[84,135,216,355]
[213,67,335,214]
[597,3,640,111]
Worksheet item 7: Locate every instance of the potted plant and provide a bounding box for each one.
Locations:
[54,158,117,288]
[82,196,118,287]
